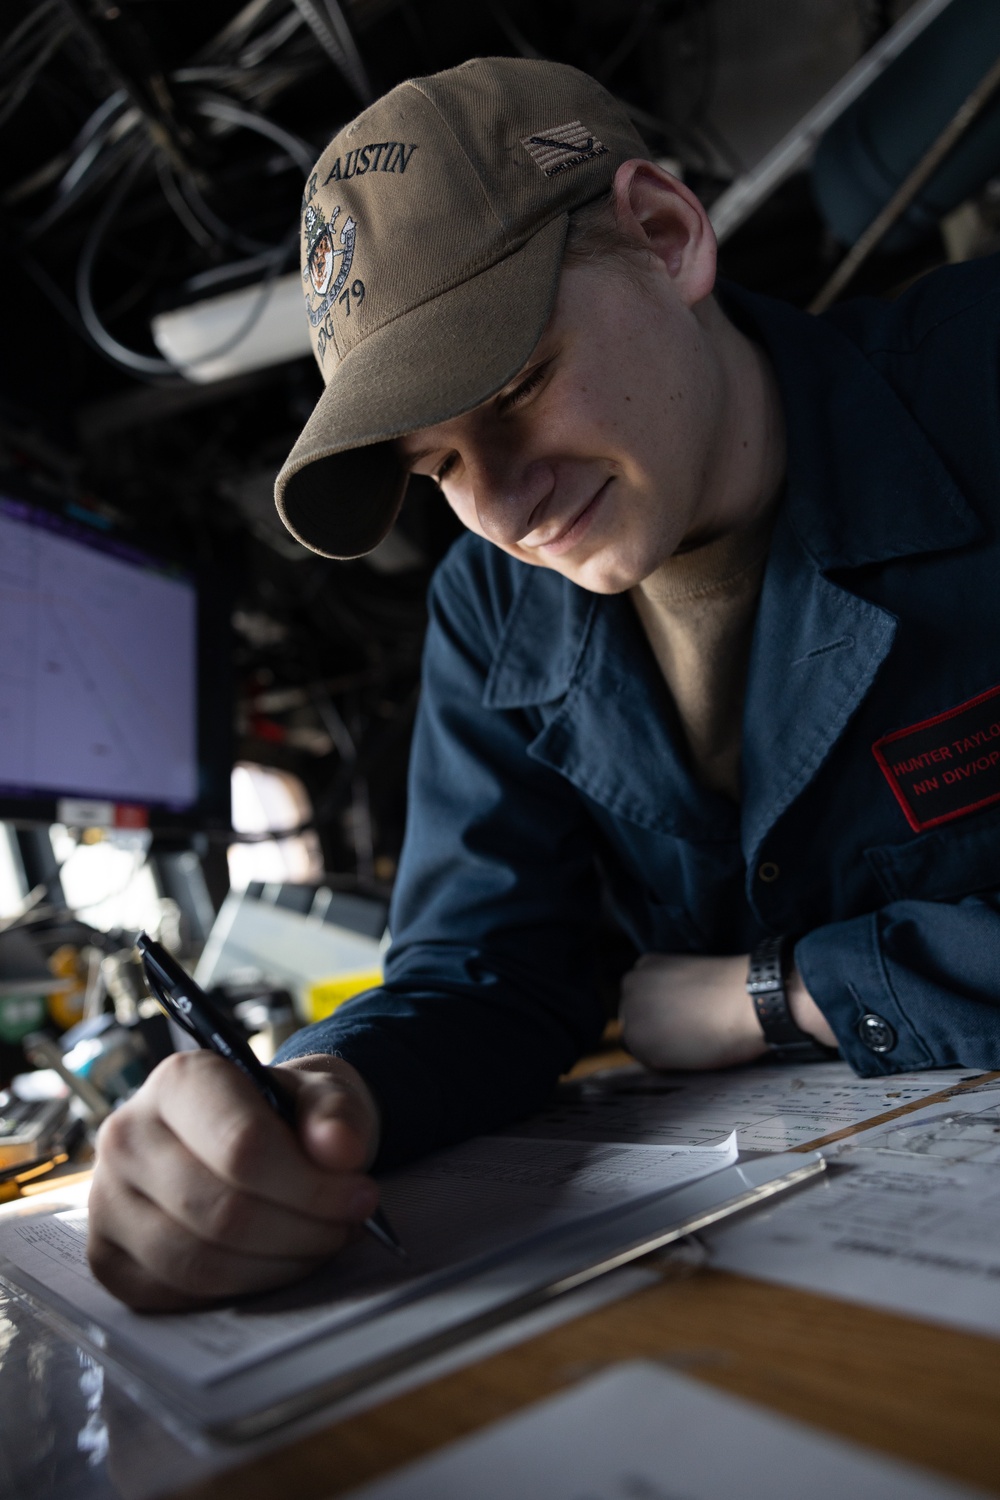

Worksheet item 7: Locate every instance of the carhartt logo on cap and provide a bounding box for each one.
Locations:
[520,120,608,177]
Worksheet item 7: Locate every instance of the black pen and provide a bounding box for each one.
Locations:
[135,933,405,1259]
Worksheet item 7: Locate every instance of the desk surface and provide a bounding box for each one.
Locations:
[178,1267,1000,1499]
[3,1061,1000,1500]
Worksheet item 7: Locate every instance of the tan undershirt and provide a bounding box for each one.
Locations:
[631,503,778,801]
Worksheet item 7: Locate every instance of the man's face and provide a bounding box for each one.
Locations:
[397,256,727,594]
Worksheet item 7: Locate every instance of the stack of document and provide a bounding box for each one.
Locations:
[0,1116,822,1436]
[1,1059,981,1441]
[709,1085,1000,1341]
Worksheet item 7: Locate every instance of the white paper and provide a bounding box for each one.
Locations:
[346,1359,982,1500]
[709,1086,1000,1338]
[0,1131,736,1389]
[514,1062,983,1151]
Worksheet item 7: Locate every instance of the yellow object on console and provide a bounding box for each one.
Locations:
[303,969,383,1024]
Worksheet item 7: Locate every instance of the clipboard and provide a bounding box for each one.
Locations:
[0,1150,823,1442]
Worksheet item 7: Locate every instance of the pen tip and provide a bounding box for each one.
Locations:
[365,1206,407,1257]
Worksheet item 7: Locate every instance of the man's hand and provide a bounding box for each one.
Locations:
[87,1051,382,1311]
[620,952,837,1070]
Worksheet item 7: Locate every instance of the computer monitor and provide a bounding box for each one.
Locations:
[0,491,231,831]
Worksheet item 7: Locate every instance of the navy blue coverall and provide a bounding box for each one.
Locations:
[279,254,1000,1170]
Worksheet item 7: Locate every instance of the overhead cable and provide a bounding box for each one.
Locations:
[74,146,176,376]
[194,94,315,175]
[292,0,372,102]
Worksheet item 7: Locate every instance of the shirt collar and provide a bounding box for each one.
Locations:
[720,281,982,572]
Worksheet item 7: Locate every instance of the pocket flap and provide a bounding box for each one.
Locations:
[865,804,1000,903]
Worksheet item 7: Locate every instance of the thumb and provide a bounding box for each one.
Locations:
[272,1056,380,1173]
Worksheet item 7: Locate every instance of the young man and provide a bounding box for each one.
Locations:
[88,58,1000,1310]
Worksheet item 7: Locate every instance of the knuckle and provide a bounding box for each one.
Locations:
[85,1231,118,1285]
[155,1049,196,1085]
[216,1113,270,1184]
[157,1235,260,1301]
[154,1047,217,1096]
[139,1218,221,1298]
[200,1186,252,1247]
[162,1239,215,1295]
[94,1105,133,1162]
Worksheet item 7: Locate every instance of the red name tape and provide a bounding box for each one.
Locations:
[873,683,1000,832]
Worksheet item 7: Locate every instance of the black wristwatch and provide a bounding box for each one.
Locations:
[747,935,839,1063]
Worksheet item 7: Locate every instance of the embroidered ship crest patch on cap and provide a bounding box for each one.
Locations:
[521,120,608,178]
[303,201,357,327]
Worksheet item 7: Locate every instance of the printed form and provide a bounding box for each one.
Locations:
[709,1086,1000,1338]
[516,1061,983,1151]
[0,1131,736,1388]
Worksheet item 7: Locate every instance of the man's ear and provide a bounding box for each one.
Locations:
[612,159,717,307]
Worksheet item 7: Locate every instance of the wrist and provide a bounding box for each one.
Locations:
[747,936,839,1061]
[787,970,838,1049]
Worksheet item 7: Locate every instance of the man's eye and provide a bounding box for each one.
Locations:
[499,362,549,411]
[435,453,457,483]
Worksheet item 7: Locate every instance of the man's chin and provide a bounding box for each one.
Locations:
[501,539,654,595]
[560,555,649,595]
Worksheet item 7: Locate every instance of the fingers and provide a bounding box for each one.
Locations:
[108,1108,373,1258]
[87,1173,342,1311]
[144,1052,374,1219]
[278,1056,381,1173]
[87,1051,382,1309]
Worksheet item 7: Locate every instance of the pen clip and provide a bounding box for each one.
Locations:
[141,962,202,1043]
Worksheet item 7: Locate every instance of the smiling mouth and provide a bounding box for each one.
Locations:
[526,481,611,557]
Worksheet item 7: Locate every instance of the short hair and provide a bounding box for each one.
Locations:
[562,189,654,283]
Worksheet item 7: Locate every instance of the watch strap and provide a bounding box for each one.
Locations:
[747,936,838,1062]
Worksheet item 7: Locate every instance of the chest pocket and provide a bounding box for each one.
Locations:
[865,803,1000,904]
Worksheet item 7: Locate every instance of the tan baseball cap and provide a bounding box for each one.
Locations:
[275,56,651,559]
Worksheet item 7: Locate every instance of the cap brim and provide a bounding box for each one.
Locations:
[275,214,568,559]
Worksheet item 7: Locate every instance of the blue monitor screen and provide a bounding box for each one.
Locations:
[0,495,199,811]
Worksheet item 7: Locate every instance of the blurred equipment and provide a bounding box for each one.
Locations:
[59,1011,160,1104]
[709,0,958,243]
[0,1089,69,1169]
[0,928,72,1044]
[195,879,386,1020]
[23,1030,112,1124]
[232,989,299,1063]
[45,943,89,1031]
[152,273,313,383]
[812,0,1000,253]
[0,1151,70,1204]
[304,966,383,1024]
[0,491,232,835]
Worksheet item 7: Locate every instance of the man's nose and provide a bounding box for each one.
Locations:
[468,451,555,547]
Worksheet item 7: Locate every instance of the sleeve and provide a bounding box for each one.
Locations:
[275,549,607,1169]
[795,893,1000,1075]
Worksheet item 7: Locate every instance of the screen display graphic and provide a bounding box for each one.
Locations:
[0,498,199,809]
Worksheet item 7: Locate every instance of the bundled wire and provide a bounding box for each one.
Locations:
[73,112,306,378]
[0,0,350,380]
[0,0,73,128]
